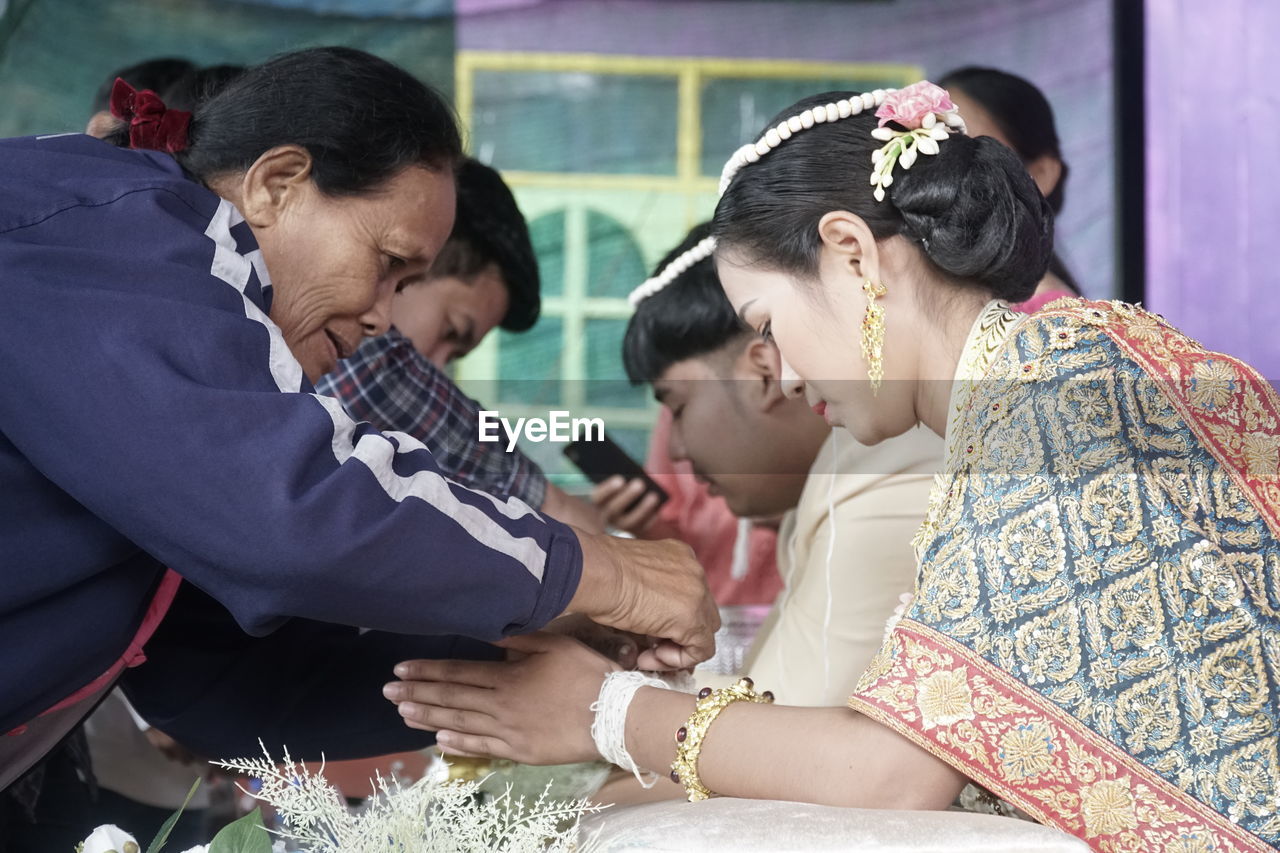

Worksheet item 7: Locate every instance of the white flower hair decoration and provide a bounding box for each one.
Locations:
[626,81,966,305]
[869,80,966,202]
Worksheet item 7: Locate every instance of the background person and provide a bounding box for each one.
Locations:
[941,65,1079,308]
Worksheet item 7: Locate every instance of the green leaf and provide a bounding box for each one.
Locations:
[145,777,202,853]
[209,809,272,853]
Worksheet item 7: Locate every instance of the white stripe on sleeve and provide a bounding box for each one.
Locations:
[312,393,549,582]
[204,200,304,393]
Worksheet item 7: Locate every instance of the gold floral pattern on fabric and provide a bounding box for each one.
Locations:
[916,668,976,729]
[853,625,1272,851]
[853,300,1280,851]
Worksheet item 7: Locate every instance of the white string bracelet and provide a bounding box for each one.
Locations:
[591,670,694,787]
[591,671,668,787]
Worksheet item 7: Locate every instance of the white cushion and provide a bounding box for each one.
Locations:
[580,798,1090,852]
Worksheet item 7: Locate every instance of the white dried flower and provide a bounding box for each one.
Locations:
[213,742,606,853]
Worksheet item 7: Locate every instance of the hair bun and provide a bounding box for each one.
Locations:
[890,135,1053,303]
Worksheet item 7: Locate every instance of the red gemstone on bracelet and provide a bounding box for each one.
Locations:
[670,770,681,783]
[676,726,688,743]
[698,687,712,699]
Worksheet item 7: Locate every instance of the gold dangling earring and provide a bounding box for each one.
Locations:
[860,278,888,395]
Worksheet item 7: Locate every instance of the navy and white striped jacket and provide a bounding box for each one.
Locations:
[0,134,582,738]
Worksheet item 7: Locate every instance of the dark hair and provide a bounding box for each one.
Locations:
[622,223,750,383]
[712,91,1053,304]
[161,64,245,113]
[91,58,195,114]
[167,47,460,196]
[940,66,1067,214]
[940,67,1079,293]
[426,159,541,332]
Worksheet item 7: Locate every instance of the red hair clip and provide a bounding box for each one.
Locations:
[108,77,191,154]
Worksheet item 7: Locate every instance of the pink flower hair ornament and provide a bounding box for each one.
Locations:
[869,80,966,202]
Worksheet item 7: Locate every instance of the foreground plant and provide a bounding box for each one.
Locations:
[214,744,605,852]
[79,744,605,853]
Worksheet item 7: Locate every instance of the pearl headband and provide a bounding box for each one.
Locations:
[626,81,966,307]
[626,235,717,308]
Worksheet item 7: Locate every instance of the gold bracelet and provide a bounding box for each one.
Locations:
[669,677,774,801]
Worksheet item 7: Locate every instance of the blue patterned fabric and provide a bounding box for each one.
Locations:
[855,300,1280,850]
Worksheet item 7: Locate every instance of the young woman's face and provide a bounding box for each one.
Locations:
[717,245,914,445]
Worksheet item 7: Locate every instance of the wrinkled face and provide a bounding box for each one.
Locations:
[391,263,510,368]
[261,166,456,382]
[653,353,820,518]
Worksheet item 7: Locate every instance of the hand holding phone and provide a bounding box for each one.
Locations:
[590,475,666,535]
[563,433,669,534]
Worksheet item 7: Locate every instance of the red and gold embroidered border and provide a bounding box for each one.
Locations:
[1063,300,1280,539]
[849,621,1271,852]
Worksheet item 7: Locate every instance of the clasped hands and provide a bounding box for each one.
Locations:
[383,625,663,765]
[382,532,716,766]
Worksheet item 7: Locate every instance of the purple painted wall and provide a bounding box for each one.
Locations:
[457,0,1117,296]
[1146,0,1280,381]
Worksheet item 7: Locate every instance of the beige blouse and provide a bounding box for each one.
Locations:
[703,426,943,706]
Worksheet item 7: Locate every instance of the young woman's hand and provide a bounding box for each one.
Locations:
[384,632,615,764]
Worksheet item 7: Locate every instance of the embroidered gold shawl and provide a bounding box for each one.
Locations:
[851,299,1280,851]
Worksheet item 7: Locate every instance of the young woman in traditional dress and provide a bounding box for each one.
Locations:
[388,82,1280,851]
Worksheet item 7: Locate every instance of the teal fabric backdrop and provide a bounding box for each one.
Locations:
[0,0,455,137]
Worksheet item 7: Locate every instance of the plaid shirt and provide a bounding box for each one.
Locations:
[315,329,547,507]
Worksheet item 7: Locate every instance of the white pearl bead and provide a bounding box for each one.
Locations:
[825,103,838,122]
[777,122,792,140]
[837,100,852,118]
[754,139,770,156]
[788,116,803,133]
[765,128,781,147]
[861,92,875,110]
[811,108,825,124]
[801,110,815,128]
[873,89,887,102]
[745,147,760,163]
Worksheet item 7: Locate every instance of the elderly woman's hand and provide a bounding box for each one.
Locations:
[568,531,719,671]
[385,632,613,764]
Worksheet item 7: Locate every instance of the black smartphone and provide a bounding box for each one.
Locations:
[563,431,670,510]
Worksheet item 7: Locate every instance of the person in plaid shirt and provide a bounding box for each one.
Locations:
[316,159,597,526]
